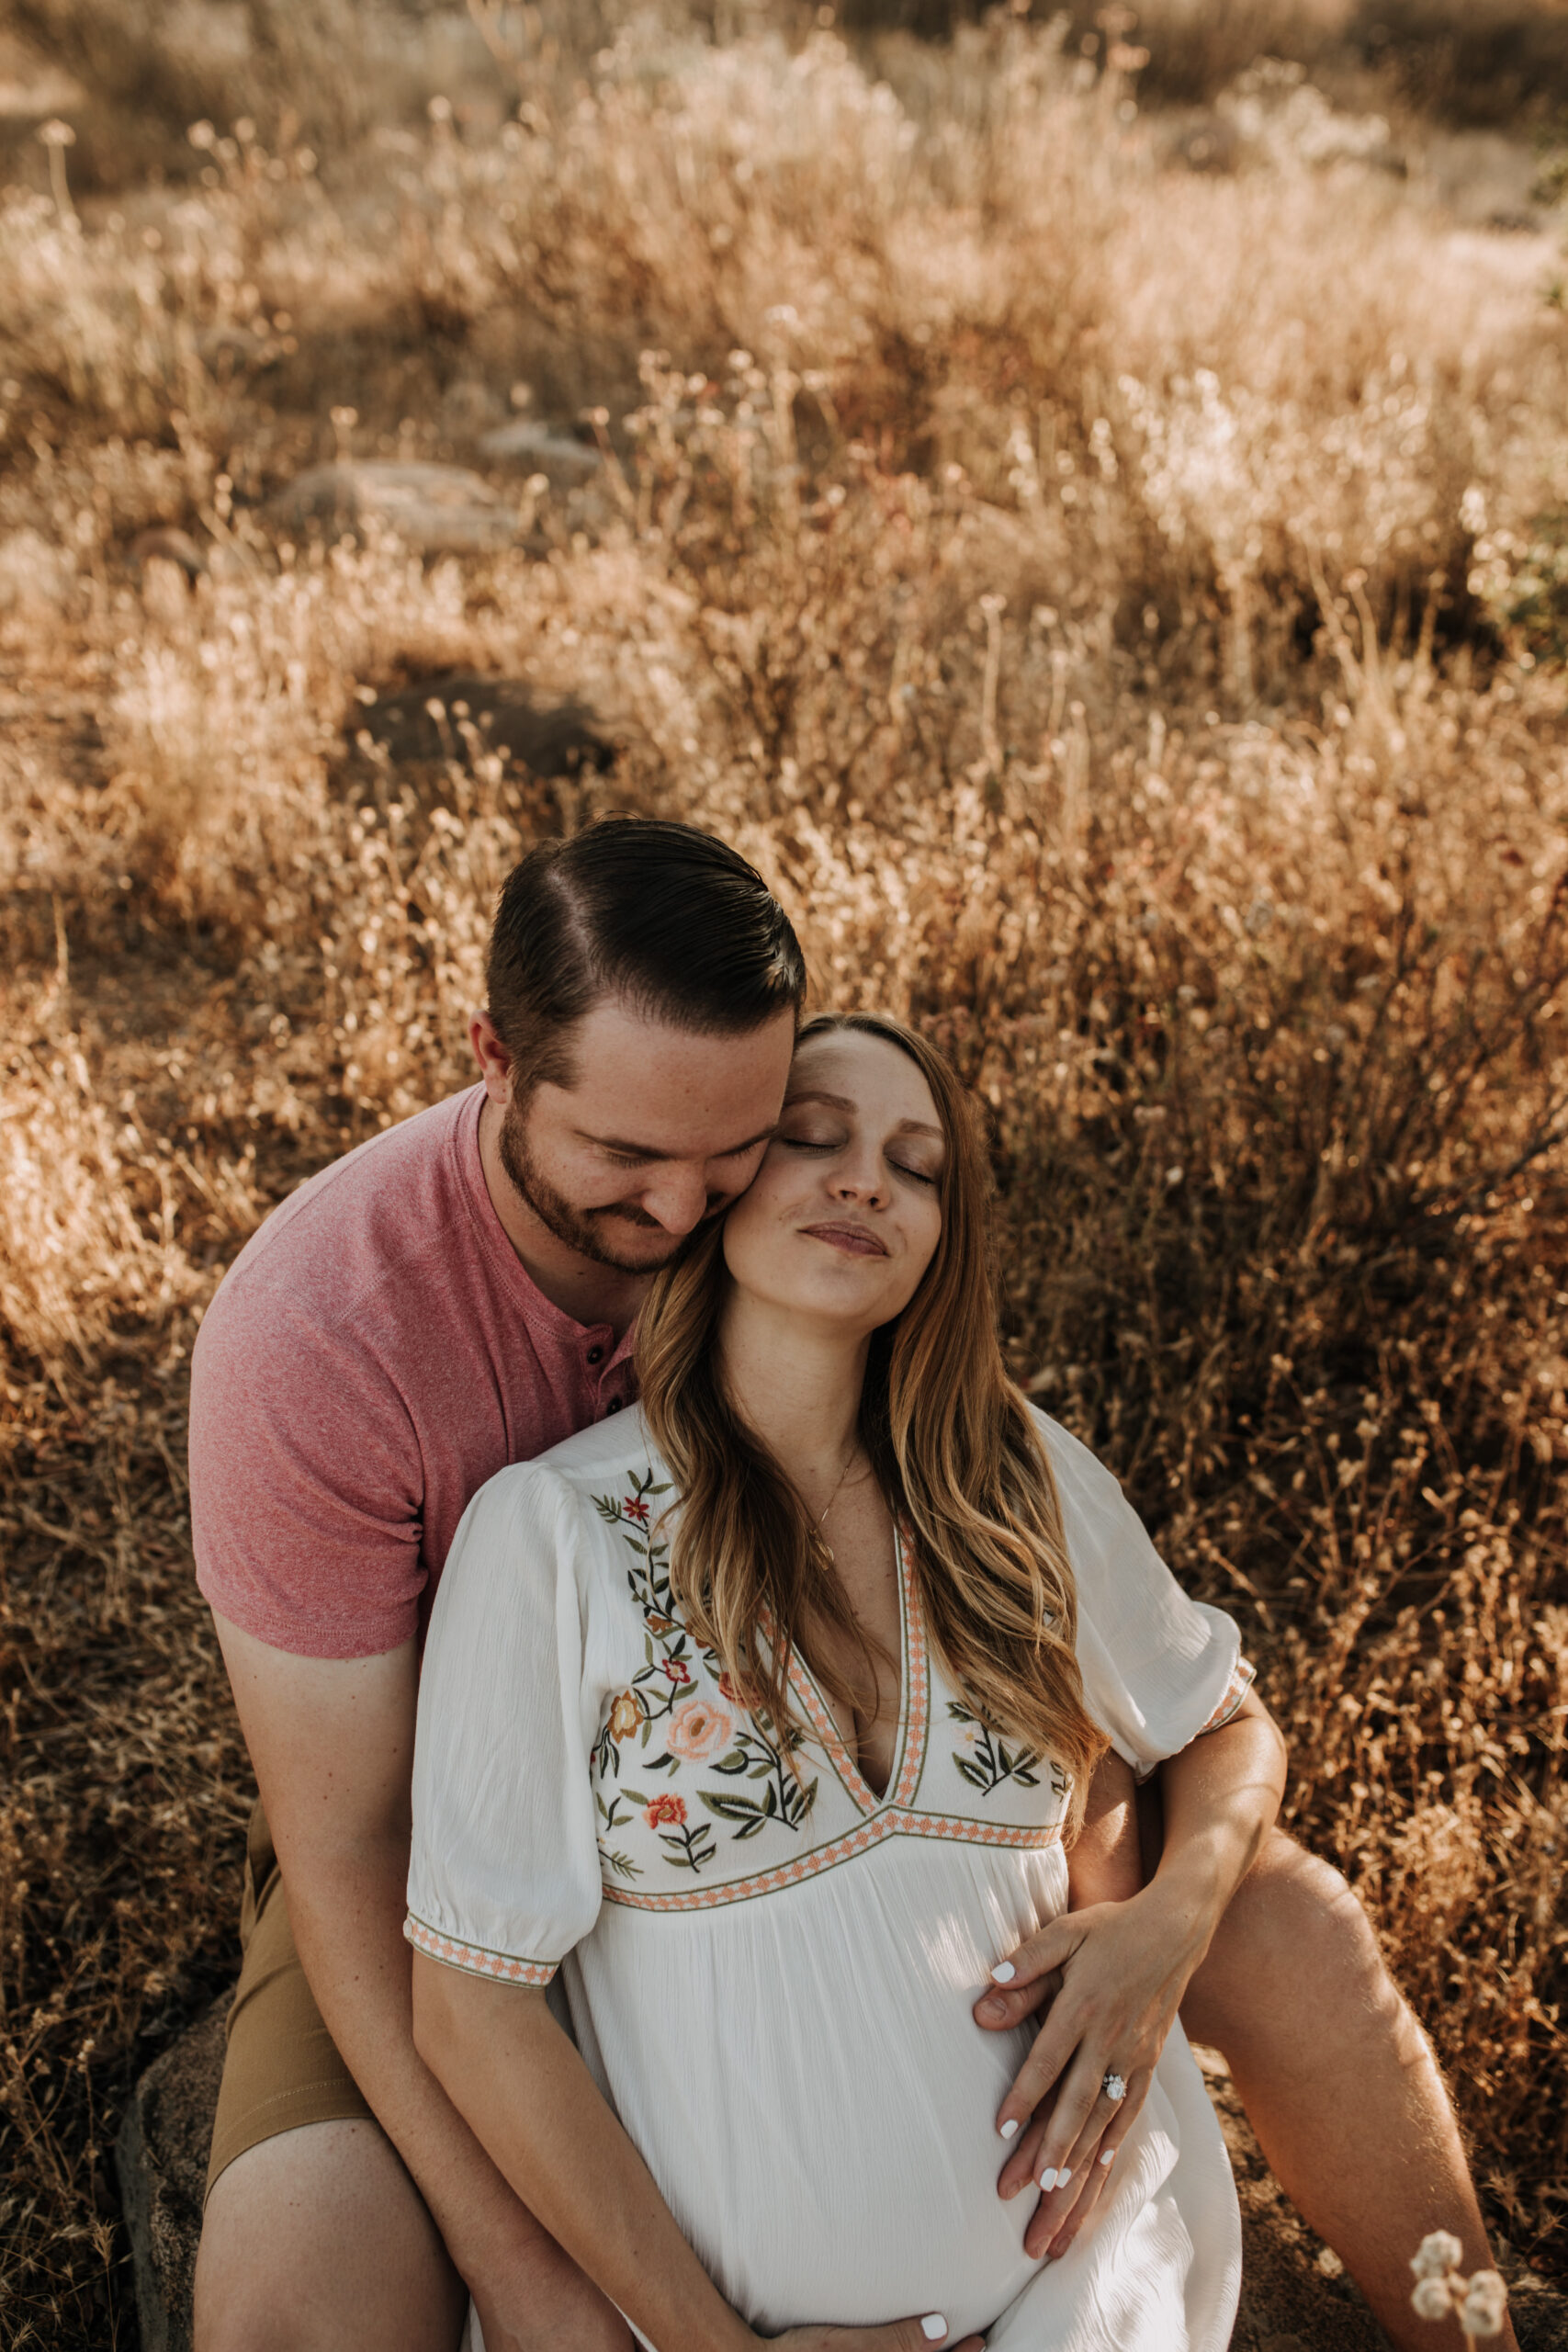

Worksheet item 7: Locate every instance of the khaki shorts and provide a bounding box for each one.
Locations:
[206,1800,374,2199]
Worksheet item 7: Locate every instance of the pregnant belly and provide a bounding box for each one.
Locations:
[570,1849,1060,2340]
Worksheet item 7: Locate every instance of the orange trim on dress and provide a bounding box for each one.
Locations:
[1200,1657,1257,1736]
[601,1804,1065,1915]
[404,1914,557,1984]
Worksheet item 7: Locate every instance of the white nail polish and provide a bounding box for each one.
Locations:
[990,1961,1017,1984]
[1100,2146,1116,2167]
[999,2116,1020,2140]
[920,2318,947,2342]
[1040,2166,1058,2191]
[1058,2166,1072,2187]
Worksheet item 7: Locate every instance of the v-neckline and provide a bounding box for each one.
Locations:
[784,1525,922,1816]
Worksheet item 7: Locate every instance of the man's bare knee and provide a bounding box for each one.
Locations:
[1183,1828,1416,2058]
[195,2120,465,2352]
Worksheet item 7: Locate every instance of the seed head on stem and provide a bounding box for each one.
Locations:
[38,119,76,222]
[1409,2233,1508,2346]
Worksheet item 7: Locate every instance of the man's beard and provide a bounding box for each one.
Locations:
[497,1094,710,1275]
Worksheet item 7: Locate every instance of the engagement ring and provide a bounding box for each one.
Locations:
[1102,2072,1128,2103]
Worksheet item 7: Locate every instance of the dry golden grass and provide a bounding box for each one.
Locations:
[2,10,1566,2344]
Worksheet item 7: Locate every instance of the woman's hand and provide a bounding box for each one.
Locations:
[974,1885,1211,2258]
[970,1741,1150,2259]
[769,2322,984,2351]
[983,2033,1152,2264]
[978,1694,1287,2261]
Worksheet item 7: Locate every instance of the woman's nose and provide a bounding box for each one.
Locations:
[831,1156,886,1205]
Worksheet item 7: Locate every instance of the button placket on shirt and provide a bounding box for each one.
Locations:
[587,1330,627,1418]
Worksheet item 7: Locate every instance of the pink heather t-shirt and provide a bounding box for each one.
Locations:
[189,1084,637,1659]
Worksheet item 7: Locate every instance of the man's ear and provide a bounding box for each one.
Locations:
[468,1009,514,1102]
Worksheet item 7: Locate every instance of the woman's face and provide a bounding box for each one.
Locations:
[721,1028,945,1335]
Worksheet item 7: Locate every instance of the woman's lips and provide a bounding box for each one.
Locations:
[801,1221,888,1258]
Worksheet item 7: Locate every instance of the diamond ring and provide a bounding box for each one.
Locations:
[1102,2071,1128,2102]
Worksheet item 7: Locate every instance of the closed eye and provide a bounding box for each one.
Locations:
[783,1134,938,1186]
[601,1136,773,1167]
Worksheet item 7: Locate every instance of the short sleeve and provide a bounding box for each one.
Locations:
[406,1465,604,1985]
[190,1285,426,1659]
[1036,1411,1256,1781]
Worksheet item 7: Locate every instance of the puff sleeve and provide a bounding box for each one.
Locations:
[1036,1410,1256,1781]
[406,1463,604,1984]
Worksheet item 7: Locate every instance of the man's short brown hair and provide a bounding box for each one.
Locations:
[485,819,807,1098]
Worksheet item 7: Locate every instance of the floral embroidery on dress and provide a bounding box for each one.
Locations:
[589,1471,818,1877]
[945,1699,1069,1804]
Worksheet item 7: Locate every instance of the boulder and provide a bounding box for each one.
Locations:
[476,419,602,482]
[115,1997,228,2352]
[265,461,520,556]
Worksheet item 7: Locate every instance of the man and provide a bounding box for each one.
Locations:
[190,818,1512,2352]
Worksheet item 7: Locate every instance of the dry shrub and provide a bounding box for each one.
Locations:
[853,0,1568,124]
[2,15,1566,2346]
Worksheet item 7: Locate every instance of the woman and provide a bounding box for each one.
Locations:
[406,1013,1287,2351]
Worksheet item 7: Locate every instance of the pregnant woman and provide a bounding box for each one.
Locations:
[406,1012,1286,2351]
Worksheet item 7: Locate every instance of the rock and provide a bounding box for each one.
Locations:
[265,461,520,556]
[351,675,614,778]
[1426,129,1551,236]
[115,1997,229,2352]
[476,419,602,481]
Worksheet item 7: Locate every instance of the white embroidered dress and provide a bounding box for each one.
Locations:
[407,1408,1252,2352]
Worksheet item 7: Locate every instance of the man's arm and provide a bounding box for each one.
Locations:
[211,1612,634,2352]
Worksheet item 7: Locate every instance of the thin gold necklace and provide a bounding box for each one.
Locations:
[816,1443,868,1561]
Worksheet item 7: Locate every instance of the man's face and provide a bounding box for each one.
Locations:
[497,998,797,1273]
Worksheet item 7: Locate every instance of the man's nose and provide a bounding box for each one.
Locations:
[640,1166,713,1237]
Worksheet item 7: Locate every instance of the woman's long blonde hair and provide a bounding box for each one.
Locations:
[636,1012,1108,1832]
